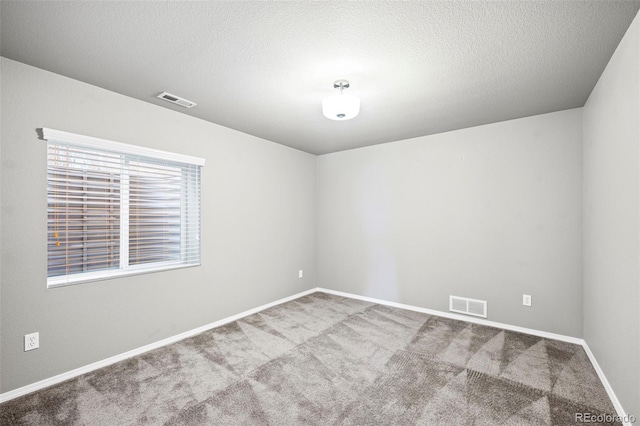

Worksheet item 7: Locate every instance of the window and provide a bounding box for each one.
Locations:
[44,128,204,288]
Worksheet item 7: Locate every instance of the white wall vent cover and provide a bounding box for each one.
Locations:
[449,295,487,318]
[157,92,197,108]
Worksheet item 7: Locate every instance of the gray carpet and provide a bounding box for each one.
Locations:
[0,292,619,425]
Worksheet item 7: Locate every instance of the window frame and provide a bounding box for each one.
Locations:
[43,128,205,288]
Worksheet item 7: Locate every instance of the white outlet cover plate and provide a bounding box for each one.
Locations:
[298,270,303,278]
[24,332,39,351]
[523,295,532,306]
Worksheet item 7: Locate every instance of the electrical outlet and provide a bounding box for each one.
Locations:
[298,269,303,278]
[523,295,532,307]
[24,332,39,351]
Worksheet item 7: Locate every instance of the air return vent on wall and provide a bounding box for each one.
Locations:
[157,92,197,108]
[449,295,487,318]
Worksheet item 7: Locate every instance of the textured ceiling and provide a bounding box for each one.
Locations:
[1,1,639,155]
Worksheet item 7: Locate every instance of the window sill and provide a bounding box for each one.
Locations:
[47,262,201,288]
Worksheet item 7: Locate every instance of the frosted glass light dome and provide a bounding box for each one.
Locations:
[322,80,360,120]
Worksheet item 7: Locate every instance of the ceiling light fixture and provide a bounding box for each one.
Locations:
[322,80,360,121]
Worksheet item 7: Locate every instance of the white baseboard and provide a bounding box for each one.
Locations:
[317,287,629,422]
[581,342,632,425]
[316,288,583,344]
[1,286,629,422]
[0,288,318,403]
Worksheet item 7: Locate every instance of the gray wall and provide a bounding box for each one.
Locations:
[583,11,640,418]
[0,58,316,393]
[317,109,583,337]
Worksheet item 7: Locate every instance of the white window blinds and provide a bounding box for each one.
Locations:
[44,128,204,288]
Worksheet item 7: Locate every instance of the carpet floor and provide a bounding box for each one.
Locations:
[0,292,619,425]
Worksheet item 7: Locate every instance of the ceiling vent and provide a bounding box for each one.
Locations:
[449,295,487,318]
[157,92,197,108]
